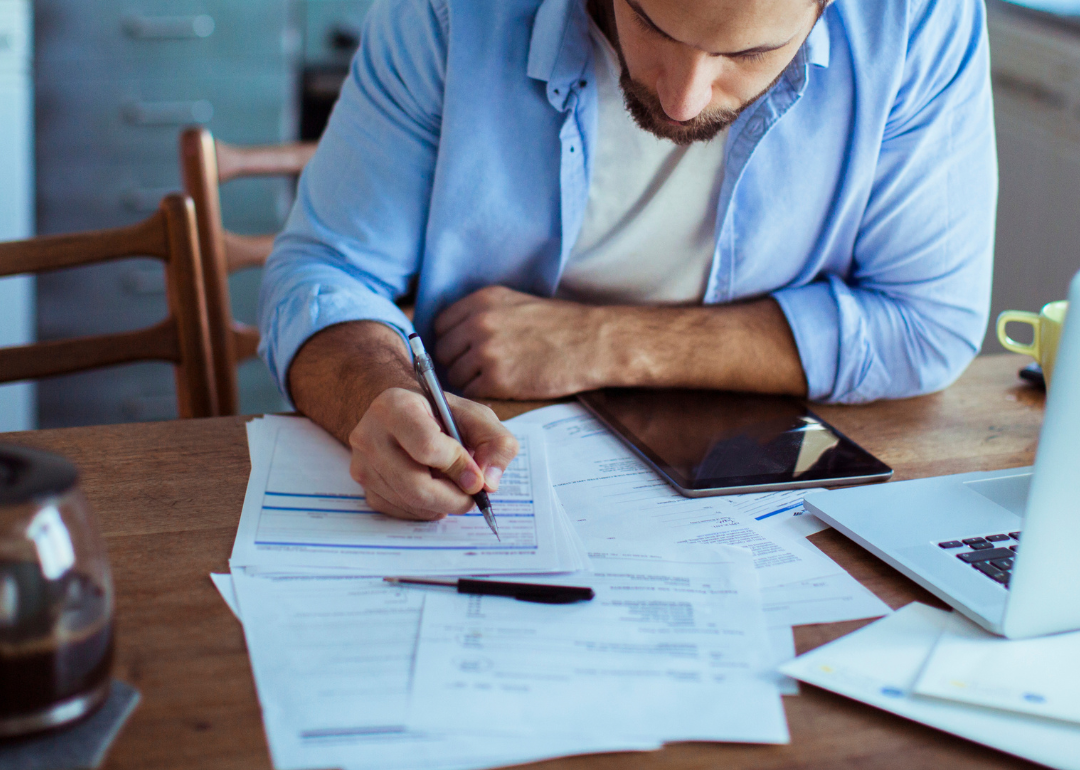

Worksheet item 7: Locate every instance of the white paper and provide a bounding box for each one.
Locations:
[232,571,659,770]
[723,488,830,538]
[766,625,799,695]
[763,571,890,628]
[915,610,1080,725]
[409,545,788,744]
[781,604,1080,770]
[232,417,568,575]
[512,405,843,586]
[210,572,240,619]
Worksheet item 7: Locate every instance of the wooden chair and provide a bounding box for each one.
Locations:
[0,194,219,419]
[180,126,317,416]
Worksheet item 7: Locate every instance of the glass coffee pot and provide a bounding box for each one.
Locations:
[0,445,114,737]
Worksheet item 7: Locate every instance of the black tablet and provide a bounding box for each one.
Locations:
[577,389,892,497]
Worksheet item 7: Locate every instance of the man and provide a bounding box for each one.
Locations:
[259,0,997,521]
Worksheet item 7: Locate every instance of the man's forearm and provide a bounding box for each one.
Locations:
[287,321,420,444]
[592,298,808,396]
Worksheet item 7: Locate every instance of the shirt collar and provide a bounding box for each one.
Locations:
[527,0,590,87]
[804,12,831,69]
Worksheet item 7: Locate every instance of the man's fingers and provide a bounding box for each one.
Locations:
[449,396,520,490]
[444,347,483,391]
[433,321,473,372]
[353,431,475,517]
[393,403,486,495]
[433,293,480,337]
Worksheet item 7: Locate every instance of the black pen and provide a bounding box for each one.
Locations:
[408,333,499,540]
[384,576,595,604]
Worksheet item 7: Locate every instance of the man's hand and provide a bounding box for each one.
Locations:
[287,321,519,521]
[349,387,519,521]
[434,286,607,399]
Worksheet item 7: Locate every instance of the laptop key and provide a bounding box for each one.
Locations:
[973,561,1004,578]
[990,558,1014,570]
[987,534,1010,542]
[938,541,963,549]
[969,542,994,550]
[992,571,1011,586]
[958,548,1015,563]
[1009,532,1021,540]
[962,537,989,546]
[1010,545,1019,553]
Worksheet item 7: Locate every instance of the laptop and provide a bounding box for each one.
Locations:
[804,270,1080,639]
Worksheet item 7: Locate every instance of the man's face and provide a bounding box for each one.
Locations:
[610,0,821,145]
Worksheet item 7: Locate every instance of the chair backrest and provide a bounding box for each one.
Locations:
[180,126,317,416]
[0,194,218,419]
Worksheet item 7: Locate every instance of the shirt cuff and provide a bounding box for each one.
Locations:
[259,282,416,402]
[772,280,841,402]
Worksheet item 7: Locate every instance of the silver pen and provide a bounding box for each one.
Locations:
[408,333,500,540]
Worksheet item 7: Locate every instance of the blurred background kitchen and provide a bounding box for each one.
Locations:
[0,0,1078,431]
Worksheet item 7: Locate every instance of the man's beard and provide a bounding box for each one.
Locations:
[615,50,785,146]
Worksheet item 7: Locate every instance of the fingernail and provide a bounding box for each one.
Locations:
[485,466,503,490]
[460,469,480,491]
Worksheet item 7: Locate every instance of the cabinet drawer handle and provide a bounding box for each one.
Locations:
[122,14,215,40]
[121,187,178,213]
[121,100,213,126]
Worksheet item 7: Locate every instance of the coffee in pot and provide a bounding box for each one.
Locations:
[0,446,114,737]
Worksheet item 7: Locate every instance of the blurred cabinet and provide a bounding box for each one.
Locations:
[987,1,1080,352]
[34,0,299,427]
[0,0,35,432]
[298,0,372,138]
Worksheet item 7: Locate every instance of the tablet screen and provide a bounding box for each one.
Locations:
[578,389,892,494]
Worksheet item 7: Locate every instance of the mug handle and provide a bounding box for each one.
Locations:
[997,310,1041,357]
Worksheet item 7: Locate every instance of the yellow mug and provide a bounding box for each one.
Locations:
[996,301,1069,385]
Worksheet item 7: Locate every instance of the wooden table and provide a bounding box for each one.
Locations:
[1,354,1048,770]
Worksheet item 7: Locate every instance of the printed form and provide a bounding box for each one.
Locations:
[508,404,835,580]
[231,417,566,575]
[508,404,889,627]
[232,572,657,770]
[408,546,789,745]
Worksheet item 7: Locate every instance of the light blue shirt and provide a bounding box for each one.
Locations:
[259,0,997,404]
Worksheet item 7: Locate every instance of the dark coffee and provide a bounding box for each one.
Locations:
[0,560,113,720]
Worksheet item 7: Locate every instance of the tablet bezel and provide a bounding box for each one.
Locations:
[577,390,893,497]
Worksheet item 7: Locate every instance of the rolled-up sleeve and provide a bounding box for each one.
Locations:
[258,0,448,395]
[775,0,997,404]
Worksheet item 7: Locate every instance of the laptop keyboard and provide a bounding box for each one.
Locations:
[938,532,1020,587]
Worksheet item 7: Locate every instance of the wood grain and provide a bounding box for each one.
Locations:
[180,127,317,416]
[0,354,1045,770]
[0,194,218,419]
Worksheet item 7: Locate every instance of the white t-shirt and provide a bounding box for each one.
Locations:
[556,19,728,306]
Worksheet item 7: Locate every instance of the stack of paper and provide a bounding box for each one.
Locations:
[220,409,892,770]
[507,405,891,663]
[232,415,589,575]
[227,545,787,770]
[780,604,1080,769]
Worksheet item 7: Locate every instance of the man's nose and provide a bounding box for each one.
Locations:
[656,55,715,122]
